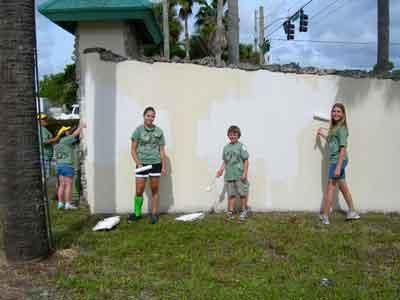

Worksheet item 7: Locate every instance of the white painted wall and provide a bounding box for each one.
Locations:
[82,57,400,214]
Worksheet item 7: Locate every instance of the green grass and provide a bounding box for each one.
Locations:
[3,206,400,299]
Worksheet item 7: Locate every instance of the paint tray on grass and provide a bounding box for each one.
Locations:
[175,212,205,222]
[92,216,121,231]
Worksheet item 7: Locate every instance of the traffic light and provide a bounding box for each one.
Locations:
[260,38,270,54]
[299,9,309,32]
[287,21,295,40]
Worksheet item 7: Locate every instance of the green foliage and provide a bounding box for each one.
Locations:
[39,63,77,109]
[239,43,260,64]
[189,35,211,59]
[373,60,394,73]
[195,0,227,39]
[152,0,182,46]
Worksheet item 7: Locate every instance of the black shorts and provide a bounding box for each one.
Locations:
[135,163,162,178]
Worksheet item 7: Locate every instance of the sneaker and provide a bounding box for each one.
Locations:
[239,210,248,220]
[128,214,141,222]
[226,211,235,220]
[57,202,64,209]
[346,210,360,221]
[320,215,330,225]
[65,203,78,210]
[319,214,324,221]
[150,214,158,224]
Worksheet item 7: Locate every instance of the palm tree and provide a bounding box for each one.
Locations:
[151,0,183,57]
[216,0,224,65]
[178,0,204,60]
[227,0,239,64]
[0,0,51,261]
[195,0,227,59]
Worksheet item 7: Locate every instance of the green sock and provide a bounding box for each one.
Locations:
[134,196,144,217]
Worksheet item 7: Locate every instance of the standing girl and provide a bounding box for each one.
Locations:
[317,103,360,225]
[54,121,85,210]
[130,107,166,224]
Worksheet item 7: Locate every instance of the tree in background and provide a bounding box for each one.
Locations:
[39,63,78,109]
[239,43,259,64]
[146,0,185,58]
[178,0,205,60]
[194,0,227,59]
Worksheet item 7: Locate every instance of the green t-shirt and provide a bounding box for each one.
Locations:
[328,126,349,163]
[54,135,77,166]
[40,126,54,160]
[131,125,165,165]
[222,142,249,181]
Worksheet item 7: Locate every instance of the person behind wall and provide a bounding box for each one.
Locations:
[216,125,250,220]
[54,121,85,210]
[129,106,167,224]
[37,113,59,180]
[317,103,361,225]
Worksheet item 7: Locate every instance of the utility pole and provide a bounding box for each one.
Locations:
[377,0,390,72]
[254,10,258,52]
[258,6,265,65]
[163,0,170,59]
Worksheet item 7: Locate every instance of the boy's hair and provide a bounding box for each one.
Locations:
[143,106,156,116]
[227,125,241,138]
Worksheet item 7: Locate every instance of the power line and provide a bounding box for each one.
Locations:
[310,1,348,26]
[270,38,400,46]
[310,0,343,20]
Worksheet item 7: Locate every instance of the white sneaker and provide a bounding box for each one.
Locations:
[57,202,64,209]
[65,203,78,210]
[346,211,360,220]
[320,215,330,225]
[226,211,235,220]
[239,210,248,220]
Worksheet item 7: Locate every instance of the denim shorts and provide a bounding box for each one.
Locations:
[328,160,348,180]
[56,164,75,177]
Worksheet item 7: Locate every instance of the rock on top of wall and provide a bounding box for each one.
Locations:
[83,48,400,81]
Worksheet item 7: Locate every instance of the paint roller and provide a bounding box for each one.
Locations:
[205,177,224,214]
[205,177,217,192]
[134,165,152,174]
[313,112,330,122]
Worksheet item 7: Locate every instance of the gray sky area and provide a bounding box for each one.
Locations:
[36,0,400,76]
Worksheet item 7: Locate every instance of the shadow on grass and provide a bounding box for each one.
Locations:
[50,206,101,250]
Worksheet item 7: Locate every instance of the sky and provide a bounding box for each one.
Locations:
[36,0,400,77]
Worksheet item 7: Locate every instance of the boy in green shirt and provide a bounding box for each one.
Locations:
[216,125,250,220]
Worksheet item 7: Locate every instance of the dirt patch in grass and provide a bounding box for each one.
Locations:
[0,248,78,300]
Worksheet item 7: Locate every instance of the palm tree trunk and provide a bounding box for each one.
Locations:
[227,0,239,64]
[216,0,224,65]
[0,0,51,262]
[163,0,170,59]
[184,17,190,60]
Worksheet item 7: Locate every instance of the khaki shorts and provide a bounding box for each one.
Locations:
[226,179,249,198]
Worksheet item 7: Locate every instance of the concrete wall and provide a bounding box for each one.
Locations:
[82,56,400,214]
